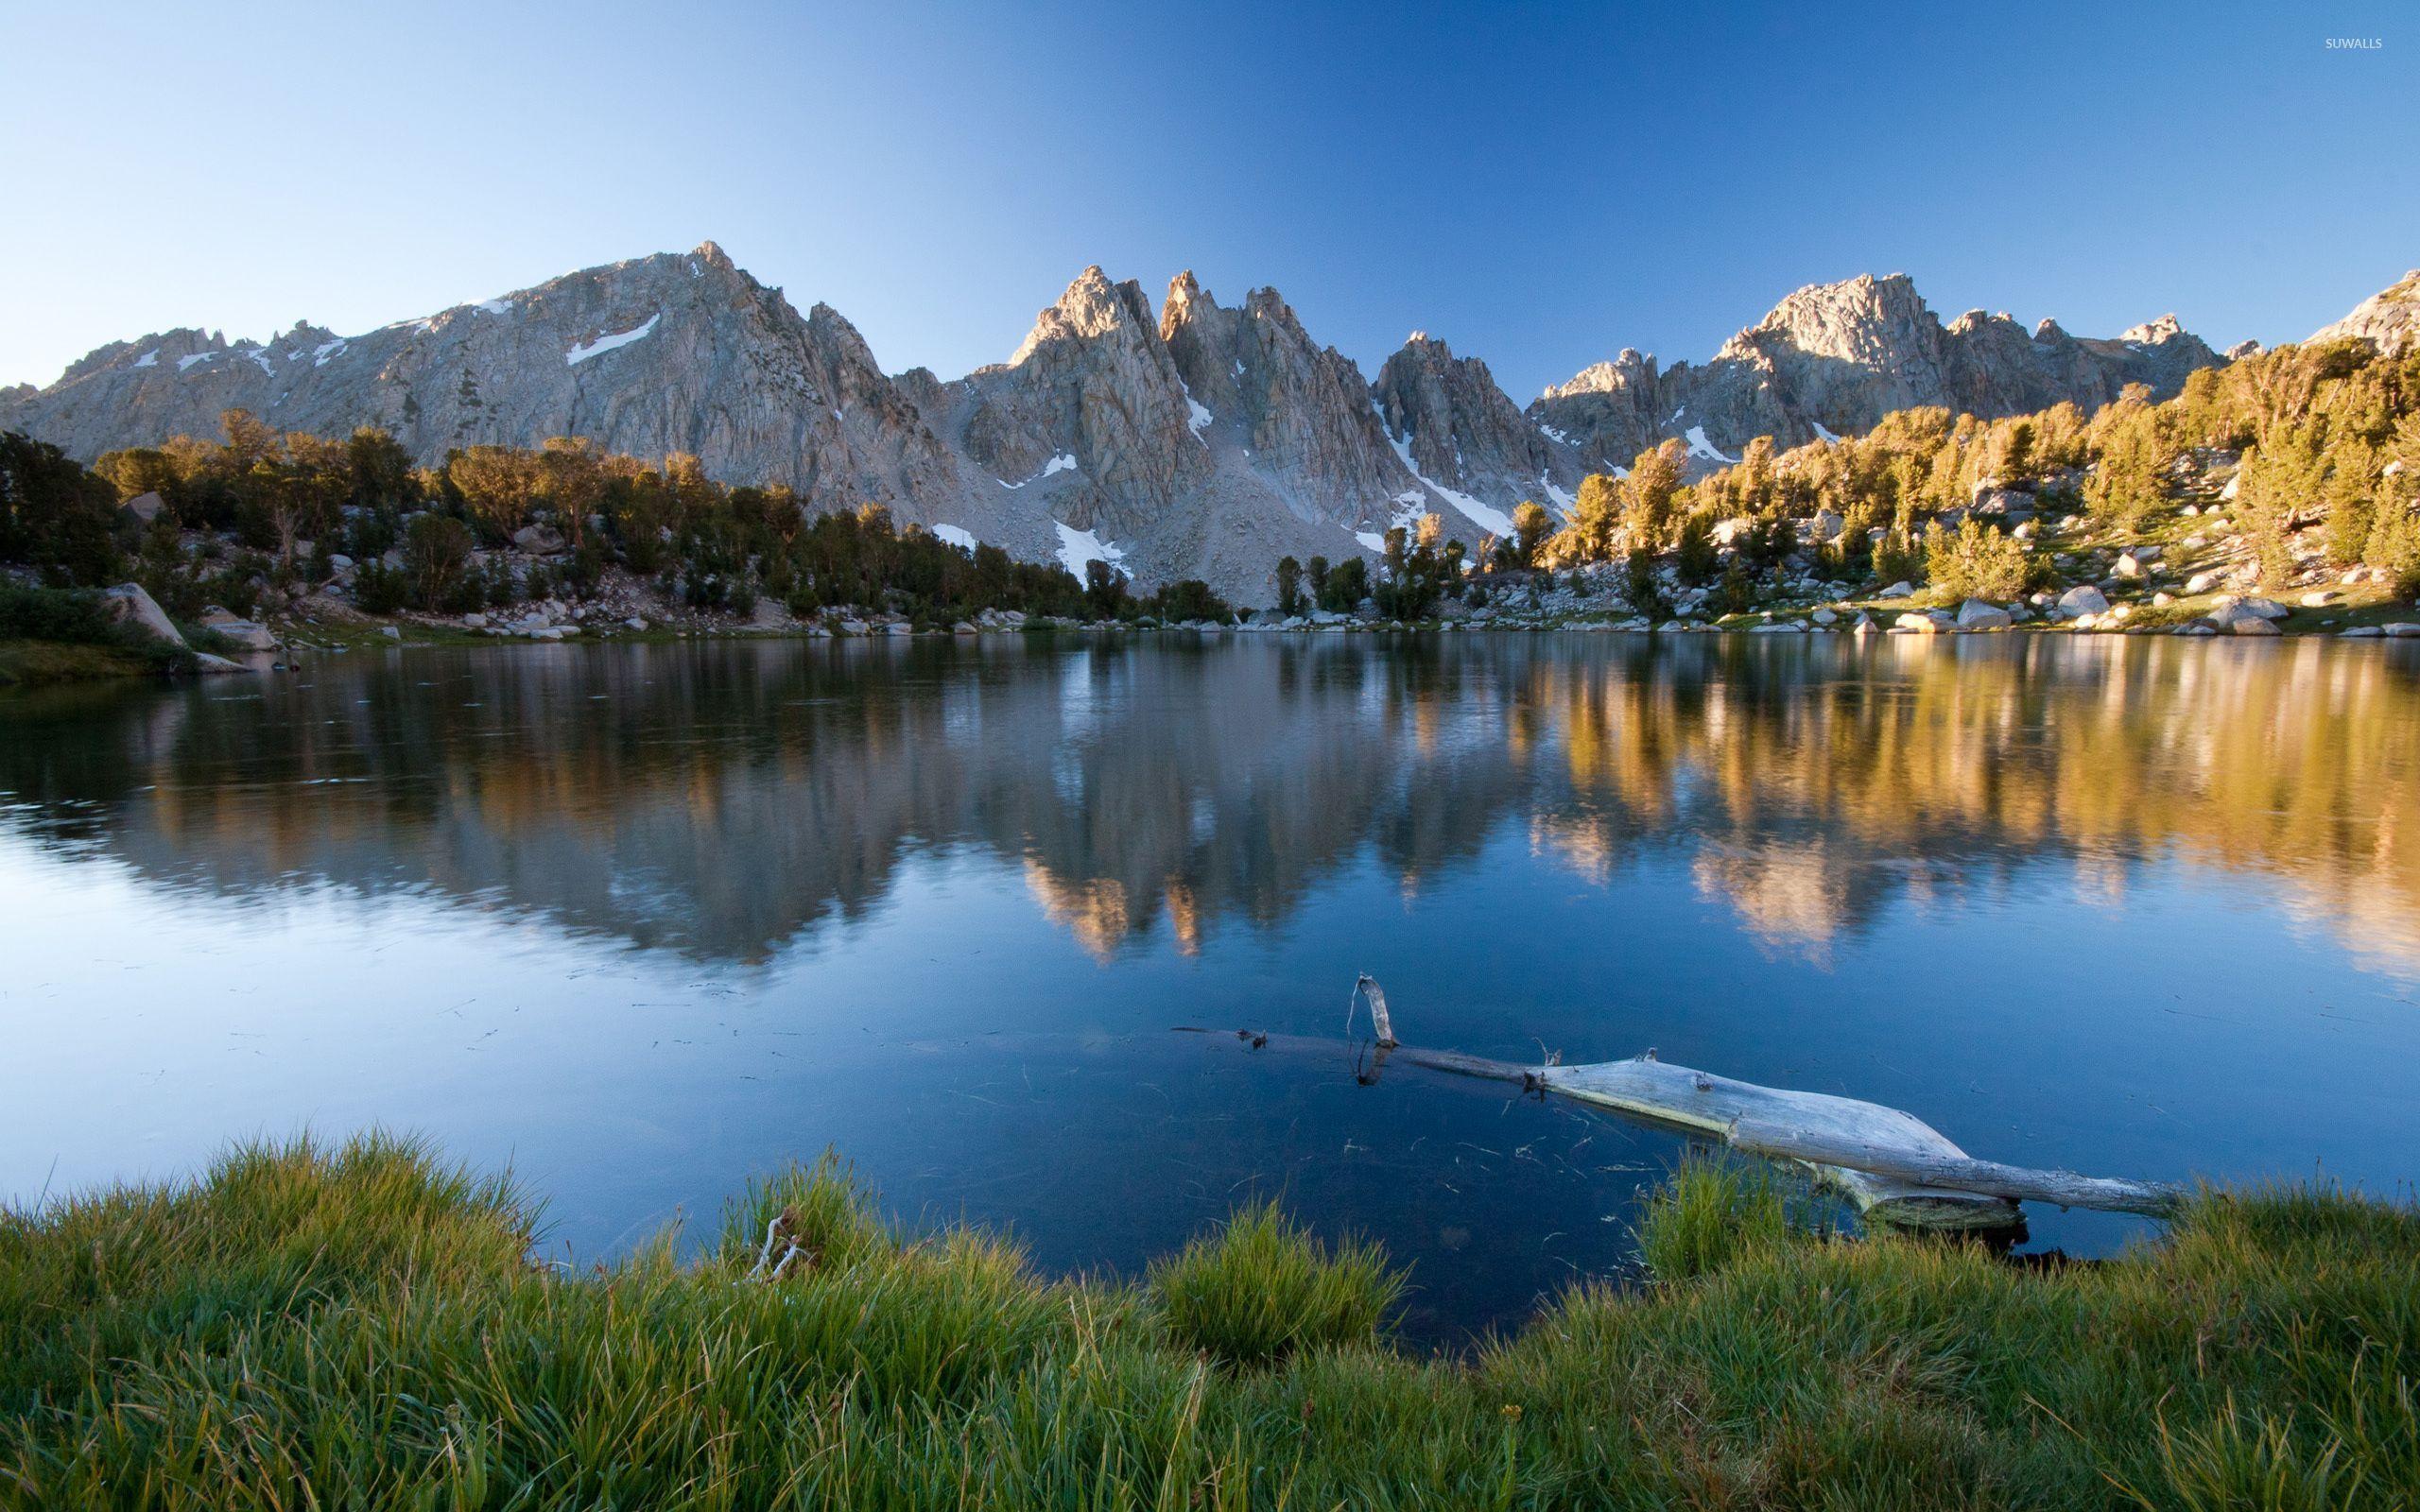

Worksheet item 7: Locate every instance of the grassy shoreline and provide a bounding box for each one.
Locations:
[0,639,166,687]
[3,1137,2411,1509]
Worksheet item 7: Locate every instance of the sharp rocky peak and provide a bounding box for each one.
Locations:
[1011,265,1159,364]
[1373,329,1554,507]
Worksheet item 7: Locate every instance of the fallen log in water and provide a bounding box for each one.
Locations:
[1183,978,2190,1230]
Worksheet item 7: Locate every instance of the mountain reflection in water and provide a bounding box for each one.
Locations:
[6,634,2418,971]
[3,632,2416,1343]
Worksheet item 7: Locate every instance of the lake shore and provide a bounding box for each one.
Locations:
[5,1135,2412,1508]
[12,588,2418,693]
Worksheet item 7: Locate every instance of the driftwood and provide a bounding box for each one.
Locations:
[1186,985,2190,1229]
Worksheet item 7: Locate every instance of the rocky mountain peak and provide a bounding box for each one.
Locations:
[1722,272,1940,370]
[2120,314,2189,345]
[1010,266,1158,365]
[962,265,1207,533]
[1534,269,2227,470]
[2308,269,2420,355]
[1162,277,1417,524]
[1371,332,1555,518]
[1538,349,1654,402]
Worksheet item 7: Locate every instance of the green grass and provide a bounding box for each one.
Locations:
[0,640,160,686]
[3,1136,2414,1509]
[1149,1198,1402,1366]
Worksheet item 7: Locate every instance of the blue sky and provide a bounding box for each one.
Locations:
[4,0,2411,400]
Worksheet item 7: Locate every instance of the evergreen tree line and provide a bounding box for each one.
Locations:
[1,415,1239,627]
[1518,337,2420,602]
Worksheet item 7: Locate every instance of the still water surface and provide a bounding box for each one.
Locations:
[4,633,2417,1341]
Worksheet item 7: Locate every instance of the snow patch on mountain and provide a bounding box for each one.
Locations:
[566,314,661,366]
[1684,425,1737,465]
[1053,520,1127,577]
[1385,432,1515,537]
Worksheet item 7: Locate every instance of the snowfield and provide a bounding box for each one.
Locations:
[566,314,662,366]
[1052,521,1128,578]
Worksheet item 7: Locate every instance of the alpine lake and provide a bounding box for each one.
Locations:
[5,629,2416,1345]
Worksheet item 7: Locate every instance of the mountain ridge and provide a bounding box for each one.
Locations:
[10,247,2401,599]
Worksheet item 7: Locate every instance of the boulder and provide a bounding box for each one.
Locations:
[2230,616,2280,636]
[98,583,187,648]
[120,490,166,525]
[1956,599,2013,630]
[2386,623,2420,639]
[2185,570,2226,595]
[2056,585,2110,617]
[1851,612,1879,635]
[208,620,279,652]
[1893,611,1943,634]
[2115,551,2152,580]
[2300,591,2336,608]
[1878,580,1916,599]
[1810,607,1838,626]
[511,524,567,556]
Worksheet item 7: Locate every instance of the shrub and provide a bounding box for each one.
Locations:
[1923,518,2032,603]
[2367,497,2420,598]
[1621,546,1668,621]
[1673,512,1720,586]
[403,513,474,610]
[1873,527,1924,589]
[351,560,407,614]
[1149,1199,1402,1366]
[1709,563,1757,616]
